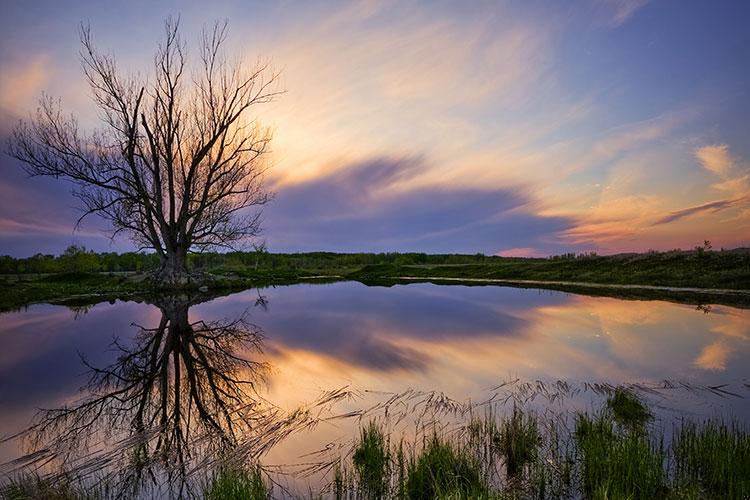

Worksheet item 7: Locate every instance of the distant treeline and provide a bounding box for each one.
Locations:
[1,243,745,276]
[0,245,498,274]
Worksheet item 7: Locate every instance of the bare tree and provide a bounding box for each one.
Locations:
[8,17,281,286]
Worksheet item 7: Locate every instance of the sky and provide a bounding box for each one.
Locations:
[0,0,749,257]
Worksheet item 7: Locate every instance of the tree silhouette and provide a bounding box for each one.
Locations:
[8,18,281,285]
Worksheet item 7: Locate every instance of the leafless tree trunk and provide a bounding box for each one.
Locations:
[8,17,281,286]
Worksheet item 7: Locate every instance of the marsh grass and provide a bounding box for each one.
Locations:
[353,422,391,499]
[0,473,111,500]
[673,419,750,499]
[606,387,652,430]
[574,413,667,499]
[496,405,540,478]
[203,465,270,500]
[405,436,487,500]
[4,385,748,499]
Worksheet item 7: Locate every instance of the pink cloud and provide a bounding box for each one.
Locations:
[496,247,548,258]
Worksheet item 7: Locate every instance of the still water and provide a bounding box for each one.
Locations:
[0,282,748,494]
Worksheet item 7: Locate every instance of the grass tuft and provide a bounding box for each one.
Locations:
[203,465,270,500]
[606,387,652,430]
[673,419,750,499]
[575,413,666,499]
[495,405,540,478]
[353,421,391,499]
[405,436,487,500]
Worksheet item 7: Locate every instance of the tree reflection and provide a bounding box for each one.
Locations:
[20,293,268,496]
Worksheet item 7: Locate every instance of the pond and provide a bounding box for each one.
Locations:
[0,282,748,497]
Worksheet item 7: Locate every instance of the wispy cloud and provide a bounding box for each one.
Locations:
[695,144,734,177]
[596,0,652,27]
[653,196,750,225]
[265,157,574,254]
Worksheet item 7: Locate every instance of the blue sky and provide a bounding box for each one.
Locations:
[1,0,749,257]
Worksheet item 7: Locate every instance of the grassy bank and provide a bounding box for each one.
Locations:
[1,248,748,312]
[349,248,750,290]
[4,388,748,499]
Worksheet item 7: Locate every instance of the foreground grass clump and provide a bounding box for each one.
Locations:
[575,413,666,499]
[0,473,108,500]
[496,406,540,478]
[4,395,749,499]
[606,387,652,430]
[353,421,391,499]
[405,436,487,500]
[203,466,270,500]
[673,420,750,499]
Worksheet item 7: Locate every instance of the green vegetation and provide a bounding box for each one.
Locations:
[606,387,652,430]
[326,390,749,500]
[350,247,750,290]
[574,413,666,499]
[3,388,749,499]
[1,246,748,311]
[203,466,270,500]
[0,473,110,500]
[496,406,540,478]
[673,420,750,499]
[405,437,487,499]
[353,422,391,499]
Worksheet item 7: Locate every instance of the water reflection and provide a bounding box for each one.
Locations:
[0,282,749,496]
[7,293,267,496]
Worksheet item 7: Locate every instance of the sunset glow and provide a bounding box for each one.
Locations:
[1,0,748,256]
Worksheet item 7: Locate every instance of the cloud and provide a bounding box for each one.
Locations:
[596,0,652,27]
[694,340,731,371]
[496,247,548,258]
[653,196,750,225]
[695,144,734,177]
[650,145,750,227]
[0,55,49,117]
[264,157,575,254]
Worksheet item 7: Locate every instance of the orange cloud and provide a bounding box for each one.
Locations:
[0,55,49,117]
[694,340,731,371]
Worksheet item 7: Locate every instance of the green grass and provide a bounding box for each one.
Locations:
[203,465,270,500]
[0,473,110,500]
[349,248,750,290]
[574,412,667,499]
[4,400,748,499]
[353,421,391,499]
[495,406,540,478]
[673,420,750,499]
[606,387,652,430]
[405,436,487,500]
[1,247,748,312]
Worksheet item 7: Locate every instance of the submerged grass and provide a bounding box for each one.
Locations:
[496,405,540,478]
